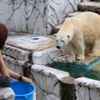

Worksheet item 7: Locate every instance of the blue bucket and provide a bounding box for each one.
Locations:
[10,81,36,100]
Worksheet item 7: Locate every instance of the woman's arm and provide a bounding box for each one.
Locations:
[0,53,9,77]
[7,68,34,84]
[0,52,34,84]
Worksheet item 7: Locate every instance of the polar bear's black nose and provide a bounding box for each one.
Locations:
[56,46,61,49]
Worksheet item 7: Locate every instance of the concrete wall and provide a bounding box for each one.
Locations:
[0,0,89,35]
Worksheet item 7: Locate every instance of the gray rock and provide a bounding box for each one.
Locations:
[0,0,89,35]
[78,2,100,14]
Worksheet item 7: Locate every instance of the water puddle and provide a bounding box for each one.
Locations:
[48,62,100,81]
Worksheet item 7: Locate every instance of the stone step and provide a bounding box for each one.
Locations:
[78,2,100,14]
[53,1,100,33]
[91,0,100,2]
[67,11,82,17]
[53,1,100,32]
[53,11,83,33]
[6,34,55,52]
[96,0,100,1]
[53,24,63,33]
[57,55,100,66]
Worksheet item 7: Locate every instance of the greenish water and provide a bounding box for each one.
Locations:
[48,62,100,81]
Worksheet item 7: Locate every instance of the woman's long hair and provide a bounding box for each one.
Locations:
[0,23,8,50]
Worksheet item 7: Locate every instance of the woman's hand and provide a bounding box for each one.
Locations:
[22,76,34,85]
[7,69,34,85]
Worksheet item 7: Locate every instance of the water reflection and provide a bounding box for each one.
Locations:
[48,62,100,81]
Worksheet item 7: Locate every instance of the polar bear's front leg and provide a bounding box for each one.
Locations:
[76,53,85,61]
[75,42,85,61]
[66,43,76,63]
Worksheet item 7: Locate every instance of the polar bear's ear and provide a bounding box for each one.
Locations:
[67,35,70,38]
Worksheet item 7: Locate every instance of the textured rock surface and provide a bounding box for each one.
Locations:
[74,77,100,100]
[2,44,31,62]
[3,55,24,73]
[0,0,89,35]
[30,65,69,100]
[60,77,75,100]
[3,34,56,75]
[57,55,99,66]
[53,11,83,33]
[32,47,62,65]
[67,11,82,17]
[78,2,100,14]
[6,34,55,52]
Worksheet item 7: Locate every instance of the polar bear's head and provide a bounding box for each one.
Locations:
[55,31,71,49]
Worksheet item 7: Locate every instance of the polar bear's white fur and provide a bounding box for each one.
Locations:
[55,12,100,63]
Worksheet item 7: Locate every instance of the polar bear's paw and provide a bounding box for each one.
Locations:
[76,55,84,61]
[66,56,75,63]
[88,53,96,57]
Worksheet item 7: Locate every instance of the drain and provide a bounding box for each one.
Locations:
[33,38,39,40]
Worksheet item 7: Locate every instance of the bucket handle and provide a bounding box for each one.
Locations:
[24,95,28,100]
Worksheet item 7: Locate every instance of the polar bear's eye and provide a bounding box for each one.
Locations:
[67,35,70,38]
[61,40,64,42]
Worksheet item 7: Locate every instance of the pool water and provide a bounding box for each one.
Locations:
[48,62,100,81]
[90,63,100,70]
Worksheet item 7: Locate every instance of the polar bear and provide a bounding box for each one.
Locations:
[55,12,100,63]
